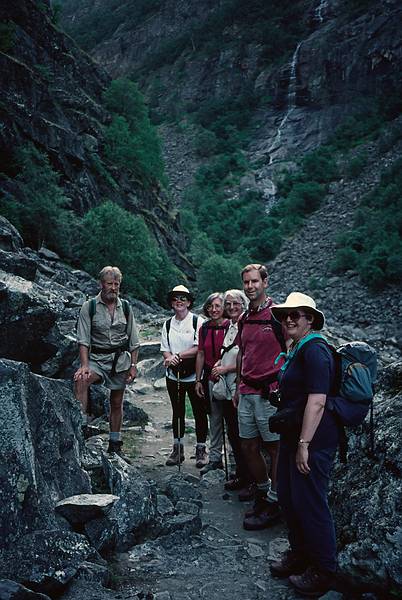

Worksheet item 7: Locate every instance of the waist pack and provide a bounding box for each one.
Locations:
[169,356,197,379]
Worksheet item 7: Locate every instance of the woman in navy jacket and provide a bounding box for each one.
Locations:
[270,292,338,598]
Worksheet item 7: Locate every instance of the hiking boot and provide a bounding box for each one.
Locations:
[107,440,132,465]
[238,482,256,502]
[195,445,208,468]
[81,424,101,440]
[270,550,309,578]
[200,460,223,476]
[224,477,248,491]
[289,566,333,597]
[243,492,281,530]
[166,443,184,466]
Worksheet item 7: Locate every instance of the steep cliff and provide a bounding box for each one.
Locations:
[0,0,192,275]
[61,0,402,196]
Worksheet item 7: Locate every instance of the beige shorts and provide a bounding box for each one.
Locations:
[89,359,128,390]
[238,393,279,442]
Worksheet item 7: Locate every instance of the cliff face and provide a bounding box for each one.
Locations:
[0,0,192,274]
[61,0,402,197]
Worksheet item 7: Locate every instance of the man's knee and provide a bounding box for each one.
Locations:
[110,389,124,409]
[242,437,260,456]
[263,440,279,458]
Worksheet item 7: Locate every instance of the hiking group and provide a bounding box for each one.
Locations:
[74,263,376,599]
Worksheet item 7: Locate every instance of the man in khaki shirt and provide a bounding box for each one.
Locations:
[74,266,140,461]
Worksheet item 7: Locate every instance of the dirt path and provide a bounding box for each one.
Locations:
[113,384,300,600]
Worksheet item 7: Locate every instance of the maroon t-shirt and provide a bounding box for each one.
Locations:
[237,299,285,395]
[198,319,229,381]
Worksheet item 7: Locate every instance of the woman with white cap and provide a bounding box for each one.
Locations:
[269,292,339,598]
[160,285,208,467]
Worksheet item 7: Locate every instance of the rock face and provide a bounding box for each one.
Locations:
[61,0,402,187]
[330,361,402,595]
[0,359,91,548]
[0,0,192,275]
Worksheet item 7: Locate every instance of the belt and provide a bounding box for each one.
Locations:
[90,343,129,377]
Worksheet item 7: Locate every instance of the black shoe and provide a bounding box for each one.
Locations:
[224,477,248,491]
[82,424,101,440]
[238,482,256,502]
[107,440,132,465]
[270,550,309,578]
[243,498,281,530]
[289,566,333,597]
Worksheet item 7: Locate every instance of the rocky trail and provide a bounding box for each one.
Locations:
[65,374,308,600]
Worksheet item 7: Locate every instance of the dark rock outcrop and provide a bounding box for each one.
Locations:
[0,531,93,597]
[101,455,157,550]
[0,359,90,548]
[0,580,51,600]
[330,361,402,595]
[0,0,192,275]
[55,494,120,527]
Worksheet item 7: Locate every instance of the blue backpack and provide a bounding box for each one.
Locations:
[280,334,378,462]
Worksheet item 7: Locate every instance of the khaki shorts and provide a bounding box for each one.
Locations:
[89,359,128,390]
[238,393,279,442]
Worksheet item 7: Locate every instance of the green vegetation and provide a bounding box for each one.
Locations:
[0,21,16,53]
[79,201,180,303]
[0,144,77,255]
[103,78,166,186]
[332,157,402,289]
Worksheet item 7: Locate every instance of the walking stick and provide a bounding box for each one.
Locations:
[221,416,229,481]
[177,370,181,474]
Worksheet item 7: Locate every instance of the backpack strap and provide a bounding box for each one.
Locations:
[239,309,286,351]
[166,314,198,347]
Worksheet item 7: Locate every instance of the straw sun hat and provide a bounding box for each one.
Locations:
[271,292,325,330]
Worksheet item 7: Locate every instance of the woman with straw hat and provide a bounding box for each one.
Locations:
[269,292,339,598]
[160,285,208,468]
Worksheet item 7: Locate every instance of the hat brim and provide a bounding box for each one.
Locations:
[271,305,325,330]
[167,291,194,304]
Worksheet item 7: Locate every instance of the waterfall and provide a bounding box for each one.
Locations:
[315,0,328,24]
[268,42,302,164]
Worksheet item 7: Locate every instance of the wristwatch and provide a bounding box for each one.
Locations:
[130,363,137,368]
[298,439,310,445]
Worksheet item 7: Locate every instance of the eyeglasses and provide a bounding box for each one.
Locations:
[172,295,188,302]
[224,301,242,307]
[280,311,307,322]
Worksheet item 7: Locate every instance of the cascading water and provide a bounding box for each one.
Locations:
[315,0,328,24]
[268,41,302,165]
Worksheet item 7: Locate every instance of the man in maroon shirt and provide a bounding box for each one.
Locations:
[233,264,286,530]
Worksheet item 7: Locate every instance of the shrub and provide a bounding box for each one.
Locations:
[346,151,368,178]
[103,79,166,185]
[0,21,16,52]
[79,201,180,303]
[0,144,76,255]
[197,253,243,296]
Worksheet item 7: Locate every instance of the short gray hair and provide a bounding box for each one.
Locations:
[202,292,224,317]
[223,289,249,310]
[98,266,122,282]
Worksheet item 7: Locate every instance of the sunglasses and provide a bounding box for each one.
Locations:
[280,310,307,322]
[172,295,189,302]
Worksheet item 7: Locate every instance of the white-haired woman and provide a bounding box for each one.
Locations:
[211,289,251,492]
[195,292,229,474]
[270,292,339,597]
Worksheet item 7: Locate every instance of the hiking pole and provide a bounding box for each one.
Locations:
[221,416,229,481]
[177,370,181,474]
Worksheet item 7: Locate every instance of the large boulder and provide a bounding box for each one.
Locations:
[0,531,94,597]
[330,361,402,594]
[101,455,157,550]
[0,580,51,600]
[0,217,23,252]
[0,360,91,548]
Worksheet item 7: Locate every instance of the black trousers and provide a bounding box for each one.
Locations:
[166,377,208,443]
[221,400,250,482]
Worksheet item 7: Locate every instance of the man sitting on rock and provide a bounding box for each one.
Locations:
[74,266,140,462]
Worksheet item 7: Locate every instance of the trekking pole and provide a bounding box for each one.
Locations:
[221,416,229,481]
[177,370,181,474]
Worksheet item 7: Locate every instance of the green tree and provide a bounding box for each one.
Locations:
[197,253,243,296]
[79,201,179,303]
[0,144,76,255]
[103,78,166,185]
